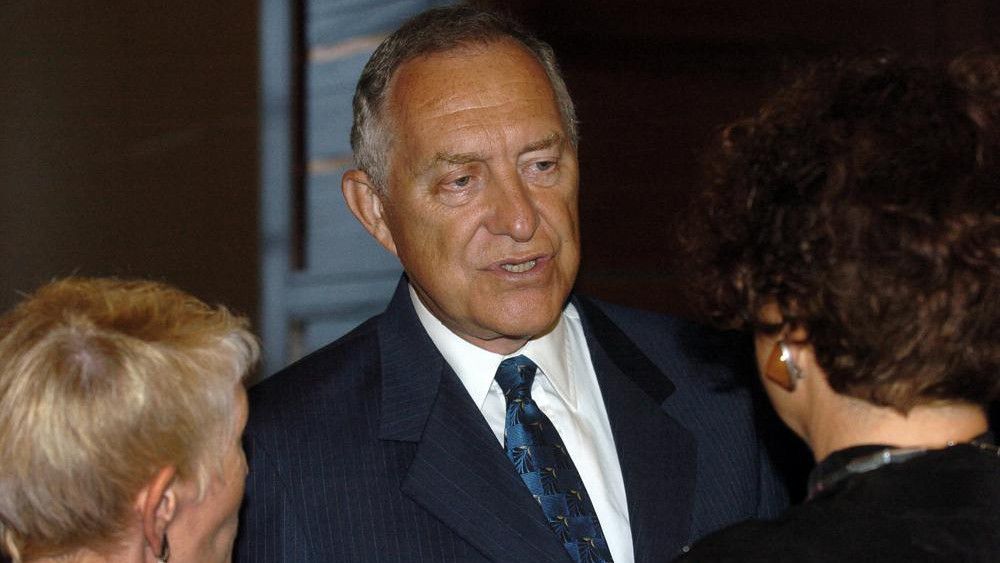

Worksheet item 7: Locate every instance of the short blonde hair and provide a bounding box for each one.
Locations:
[0,278,259,561]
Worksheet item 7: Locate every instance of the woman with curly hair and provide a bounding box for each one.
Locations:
[677,51,999,561]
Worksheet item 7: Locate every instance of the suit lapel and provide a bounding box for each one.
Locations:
[401,367,571,562]
[378,278,569,562]
[576,297,698,562]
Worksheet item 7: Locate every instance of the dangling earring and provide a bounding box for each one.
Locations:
[764,341,803,391]
[156,534,170,563]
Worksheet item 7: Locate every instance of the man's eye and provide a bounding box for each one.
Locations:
[534,161,556,172]
[451,175,472,188]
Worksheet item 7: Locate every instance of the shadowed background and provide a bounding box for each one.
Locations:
[3,0,995,323]
[1,2,259,320]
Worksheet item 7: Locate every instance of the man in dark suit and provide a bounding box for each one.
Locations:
[236,6,786,562]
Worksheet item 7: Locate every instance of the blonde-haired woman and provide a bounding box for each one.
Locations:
[0,278,258,563]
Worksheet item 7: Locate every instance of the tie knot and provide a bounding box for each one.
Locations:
[495,355,538,398]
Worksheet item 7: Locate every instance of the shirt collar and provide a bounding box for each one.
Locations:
[522,305,577,408]
[408,284,578,410]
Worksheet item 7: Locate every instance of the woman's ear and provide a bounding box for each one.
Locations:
[342,169,398,256]
[135,466,177,557]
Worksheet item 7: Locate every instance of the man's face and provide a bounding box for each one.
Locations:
[375,40,580,353]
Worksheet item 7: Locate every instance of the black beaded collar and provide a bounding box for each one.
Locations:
[806,432,998,500]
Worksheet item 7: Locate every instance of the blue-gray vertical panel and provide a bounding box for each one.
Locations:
[307,0,453,45]
[305,52,369,160]
[259,0,295,376]
[305,170,400,274]
[261,0,458,376]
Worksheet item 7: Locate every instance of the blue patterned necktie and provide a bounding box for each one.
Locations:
[495,355,614,563]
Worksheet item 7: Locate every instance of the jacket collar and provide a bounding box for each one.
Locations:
[377,277,447,442]
[377,278,696,559]
[573,295,696,561]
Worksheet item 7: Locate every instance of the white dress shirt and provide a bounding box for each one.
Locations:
[409,286,634,562]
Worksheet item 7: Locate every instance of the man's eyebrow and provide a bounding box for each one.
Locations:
[421,132,564,173]
[521,132,563,154]
[429,151,485,167]
[417,151,483,176]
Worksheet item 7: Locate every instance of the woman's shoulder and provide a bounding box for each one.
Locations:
[677,498,947,562]
[675,501,858,562]
[679,446,1000,562]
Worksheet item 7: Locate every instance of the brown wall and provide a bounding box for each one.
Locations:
[0,2,259,320]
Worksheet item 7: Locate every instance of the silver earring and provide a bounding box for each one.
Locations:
[779,341,803,381]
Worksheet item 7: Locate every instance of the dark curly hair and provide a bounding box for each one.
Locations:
[686,51,1000,412]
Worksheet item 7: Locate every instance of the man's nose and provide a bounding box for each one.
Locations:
[485,172,540,242]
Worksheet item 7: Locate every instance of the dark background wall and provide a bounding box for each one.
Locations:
[499,0,999,316]
[2,0,996,325]
[1,2,258,320]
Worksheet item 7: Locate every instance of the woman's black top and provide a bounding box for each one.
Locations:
[675,441,1000,562]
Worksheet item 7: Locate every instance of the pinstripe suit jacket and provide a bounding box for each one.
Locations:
[235,279,787,562]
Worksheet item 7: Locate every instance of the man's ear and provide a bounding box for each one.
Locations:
[135,466,177,557]
[342,169,398,257]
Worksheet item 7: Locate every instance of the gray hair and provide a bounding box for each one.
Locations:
[350,4,578,194]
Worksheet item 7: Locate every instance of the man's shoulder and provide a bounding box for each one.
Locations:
[248,313,382,417]
[576,294,755,384]
[577,294,685,331]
